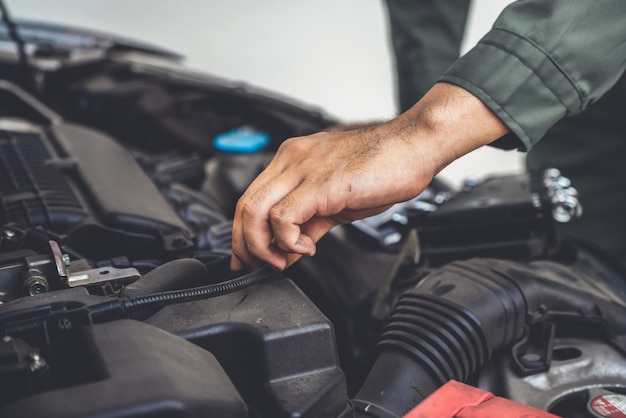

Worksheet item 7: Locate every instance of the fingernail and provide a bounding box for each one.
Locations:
[295,237,316,256]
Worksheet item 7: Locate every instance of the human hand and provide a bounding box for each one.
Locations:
[230,82,509,271]
[230,124,437,271]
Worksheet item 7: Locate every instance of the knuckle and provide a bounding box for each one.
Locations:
[239,200,259,218]
[276,136,308,156]
[269,204,289,225]
[306,167,328,184]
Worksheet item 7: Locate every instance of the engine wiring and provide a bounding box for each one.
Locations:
[0,265,279,333]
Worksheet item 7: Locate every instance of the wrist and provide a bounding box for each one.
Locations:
[391,82,510,175]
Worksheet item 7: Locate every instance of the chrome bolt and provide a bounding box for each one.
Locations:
[531,193,542,209]
[520,353,543,368]
[552,193,582,223]
[463,176,479,190]
[391,212,409,225]
[23,271,48,296]
[555,176,571,188]
[382,232,402,246]
[434,191,452,205]
[544,168,561,179]
[29,352,47,372]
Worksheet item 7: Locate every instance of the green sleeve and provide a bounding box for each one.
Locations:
[384,0,470,112]
[440,0,626,150]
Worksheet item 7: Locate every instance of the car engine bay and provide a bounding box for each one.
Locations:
[1,16,626,418]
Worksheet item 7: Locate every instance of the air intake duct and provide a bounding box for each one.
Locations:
[353,257,626,417]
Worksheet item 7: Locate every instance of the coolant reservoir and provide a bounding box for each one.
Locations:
[203,127,271,216]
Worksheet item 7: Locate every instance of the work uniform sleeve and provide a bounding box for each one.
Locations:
[440,0,626,150]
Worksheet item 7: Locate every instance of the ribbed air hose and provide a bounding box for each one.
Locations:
[380,293,489,384]
[354,258,529,418]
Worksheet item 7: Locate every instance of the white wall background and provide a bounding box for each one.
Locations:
[9,0,522,188]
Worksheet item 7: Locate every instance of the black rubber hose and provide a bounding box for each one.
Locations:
[353,351,440,418]
[118,258,212,319]
[123,266,275,312]
[90,266,277,321]
[120,258,209,299]
[353,258,529,418]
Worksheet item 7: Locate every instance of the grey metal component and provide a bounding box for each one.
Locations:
[48,240,68,281]
[462,176,480,190]
[0,118,43,133]
[552,191,583,223]
[28,352,46,373]
[543,168,583,223]
[478,337,626,411]
[67,266,140,288]
[22,270,48,296]
[351,192,440,249]
[50,219,140,289]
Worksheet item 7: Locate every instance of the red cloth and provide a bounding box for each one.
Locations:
[404,380,560,418]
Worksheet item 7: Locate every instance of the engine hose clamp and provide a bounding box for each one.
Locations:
[352,400,399,418]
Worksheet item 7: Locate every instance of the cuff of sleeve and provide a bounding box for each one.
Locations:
[440,29,582,151]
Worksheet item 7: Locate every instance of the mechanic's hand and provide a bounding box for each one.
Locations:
[230,82,509,271]
[231,125,434,271]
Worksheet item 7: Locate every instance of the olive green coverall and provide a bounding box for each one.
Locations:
[384,0,626,267]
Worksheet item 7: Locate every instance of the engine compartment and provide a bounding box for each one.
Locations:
[1,19,626,418]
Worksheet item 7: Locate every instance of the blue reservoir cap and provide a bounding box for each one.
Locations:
[213,128,270,154]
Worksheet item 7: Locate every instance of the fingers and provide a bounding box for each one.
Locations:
[277,216,343,269]
[231,171,301,271]
[231,175,393,272]
[278,217,339,269]
[231,136,331,271]
[268,181,324,255]
[231,169,339,271]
